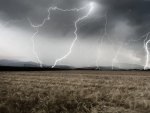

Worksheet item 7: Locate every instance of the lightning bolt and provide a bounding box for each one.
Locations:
[96,12,108,70]
[96,10,115,70]
[95,9,150,70]
[28,19,43,67]
[111,32,150,70]
[28,2,94,68]
[52,3,94,68]
[144,32,150,70]
[111,45,123,70]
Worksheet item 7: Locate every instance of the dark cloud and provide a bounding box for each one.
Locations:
[99,0,150,34]
[0,0,149,40]
[1,0,149,39]
[0,0,150,67]
[0,0,149,33]
[0,0,32,19]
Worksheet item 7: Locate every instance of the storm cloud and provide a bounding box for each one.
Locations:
[0,0,150,68]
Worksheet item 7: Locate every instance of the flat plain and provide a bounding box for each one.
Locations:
[0,71,150,113]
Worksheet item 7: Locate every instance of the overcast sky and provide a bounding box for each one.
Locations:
[0,0,150,68]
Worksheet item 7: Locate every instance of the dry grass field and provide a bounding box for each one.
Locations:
[0,71,150,113]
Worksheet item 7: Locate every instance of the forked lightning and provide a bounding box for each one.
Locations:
[29,2,94,68]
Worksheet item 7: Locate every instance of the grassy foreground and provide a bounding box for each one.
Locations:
[0,71,150,113]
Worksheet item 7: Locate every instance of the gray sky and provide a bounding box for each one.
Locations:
[0,0,150,68]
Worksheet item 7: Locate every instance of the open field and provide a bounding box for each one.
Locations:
[0,71,150,113]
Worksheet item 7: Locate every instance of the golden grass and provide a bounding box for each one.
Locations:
[0,71,150,113]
